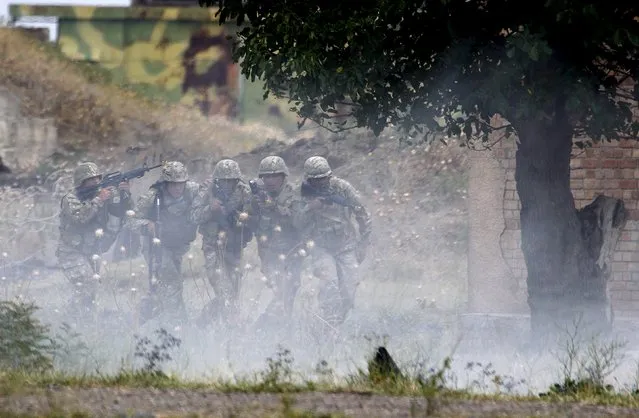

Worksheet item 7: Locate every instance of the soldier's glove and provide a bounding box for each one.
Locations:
[97,187,113,203]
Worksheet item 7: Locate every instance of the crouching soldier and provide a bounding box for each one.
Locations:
[192,159,254,329]
[248,156,304,335]
[57,162,133,323]
[127,161,200,328]
[294,156,372,329]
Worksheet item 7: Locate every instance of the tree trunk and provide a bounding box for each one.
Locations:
[514,115,612,343]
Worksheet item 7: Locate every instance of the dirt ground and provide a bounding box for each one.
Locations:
[3,386,639,417]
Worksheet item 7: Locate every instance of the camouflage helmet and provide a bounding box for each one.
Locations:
[161,161,188,183]
[213,159,242,179]
[73,162,101,188]
[258,155,289,177]
[303,156,332,179]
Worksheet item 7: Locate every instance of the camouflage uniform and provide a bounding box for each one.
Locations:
[57,162,133,319]
[127,161,200,326]
[294,156,372,327]
[248,156,304,331]
[191,159,254,327]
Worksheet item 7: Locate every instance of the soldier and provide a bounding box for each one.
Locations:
[192,159,254,329]
[57,162,133,322]
[294,156,372,328]
[127,161,200,327]
[248,156,304,334]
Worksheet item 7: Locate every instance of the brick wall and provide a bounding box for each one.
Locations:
[492,127,639,318]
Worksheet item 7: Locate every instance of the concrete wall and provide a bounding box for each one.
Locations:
[0,87,57,172]
[0,87,59,267]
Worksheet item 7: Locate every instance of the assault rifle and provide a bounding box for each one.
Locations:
[248,178,263,195]
[300,181,350,207]
[147,191,162,293]
[248,178,272,204]
[76,161,163,201]
[212,178,243,227]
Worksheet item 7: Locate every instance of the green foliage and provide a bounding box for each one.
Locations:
[204,0,639,143]
[0,301,57,372]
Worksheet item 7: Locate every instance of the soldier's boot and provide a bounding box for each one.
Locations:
[66,291,97,328]
[252,299,288,344]
[220,299,241,331]
[158,303,188,332]
[196,298,223,330]
[138,293,161,326]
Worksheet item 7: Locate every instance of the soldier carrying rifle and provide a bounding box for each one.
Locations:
[246,156,304,337]
[57,161,135,325]
[294,156,372,329]
[192,159,254,329]
[127,161,200,328]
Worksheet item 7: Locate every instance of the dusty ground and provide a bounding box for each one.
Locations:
[3,387,639,417]
[0,130,470,372]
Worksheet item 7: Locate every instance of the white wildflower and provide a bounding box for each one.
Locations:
[278,254,286,261]
[153,237,161,245]
[92,273,101,281]
[94,228,104,238]
[32,270,40,276]
[260,276,268,283]
[215,268,222,275]
[238,212,249,222]
[151,277,158,285]
[120,246,126,253]
[259,235,268,243]
[91,254,100,262]
[126,210,136,217]
[306,240,315,249]
[218,231,226,239]
[130,287,137,293]
[131,272,136,277]
[298,249,307,257]
[274,225,282,233]
[187,253,194,260]
[244,263,252,270]
[102,260,108,266]
[0,276,5,281]
[1,252,7,258]
[75,282,83,287]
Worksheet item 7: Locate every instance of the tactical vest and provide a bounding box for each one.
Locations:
[58,193,120,255]
[147,185,198,249]
[255,184,300,253]
[306,185,357,251]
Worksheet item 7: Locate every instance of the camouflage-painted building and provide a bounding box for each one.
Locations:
[9,4,297,125]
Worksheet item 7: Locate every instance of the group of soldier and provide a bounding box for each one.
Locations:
[57,155,372,335]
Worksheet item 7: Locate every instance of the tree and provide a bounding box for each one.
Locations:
[203,0,639,339]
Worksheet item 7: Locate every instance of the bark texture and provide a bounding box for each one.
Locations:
[514,112,624,342]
